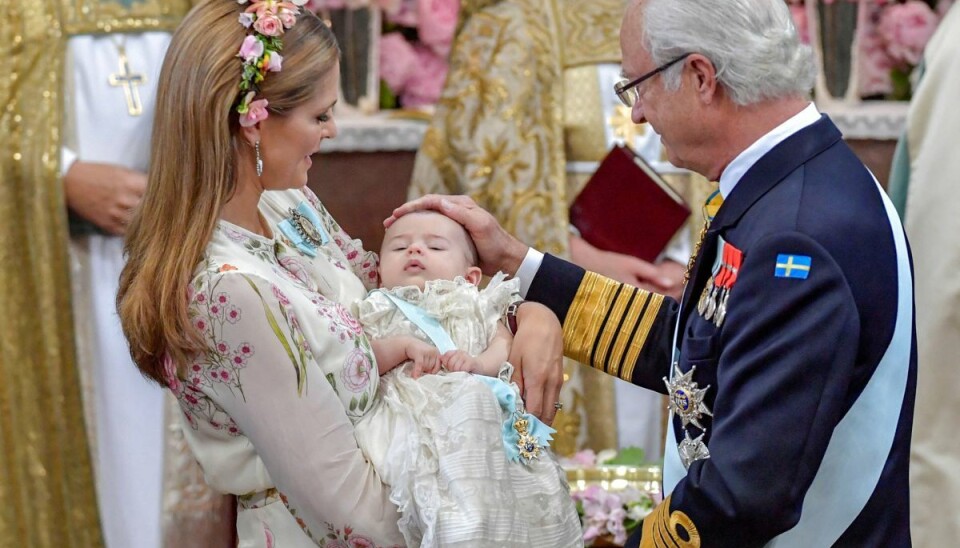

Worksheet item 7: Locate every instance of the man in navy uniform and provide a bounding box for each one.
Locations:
[388,0,917,545]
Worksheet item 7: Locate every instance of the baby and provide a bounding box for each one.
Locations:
[351,210,581,548]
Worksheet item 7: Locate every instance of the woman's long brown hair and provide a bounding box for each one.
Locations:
[117,0,339,383]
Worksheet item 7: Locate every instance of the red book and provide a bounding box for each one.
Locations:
[569,144,691,263]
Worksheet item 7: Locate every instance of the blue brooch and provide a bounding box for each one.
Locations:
[277,201,330,257]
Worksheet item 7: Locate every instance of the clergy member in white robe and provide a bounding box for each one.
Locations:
[62,31,170,548]
[893,4,960,545]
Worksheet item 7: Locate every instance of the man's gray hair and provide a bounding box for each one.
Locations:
[641,0,816,105]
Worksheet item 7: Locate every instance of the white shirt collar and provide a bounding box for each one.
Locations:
[718,103,821,199]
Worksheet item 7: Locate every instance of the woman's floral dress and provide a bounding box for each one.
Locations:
[168,188,404,547]
[353,276,582,547]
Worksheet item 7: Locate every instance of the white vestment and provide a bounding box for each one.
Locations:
[63,32,170,548]
[902,5,960,546]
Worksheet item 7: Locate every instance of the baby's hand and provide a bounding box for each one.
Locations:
[441,350,482,373]
[406,338,441,379]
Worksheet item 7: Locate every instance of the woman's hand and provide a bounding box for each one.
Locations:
[507,302,565,425]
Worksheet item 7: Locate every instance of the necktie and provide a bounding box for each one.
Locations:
[683,188,723,285]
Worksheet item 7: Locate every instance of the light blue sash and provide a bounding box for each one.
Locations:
[662,184,912,546]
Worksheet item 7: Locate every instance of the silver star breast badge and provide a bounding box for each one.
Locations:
[678,430,711,469]
[663,364,713,430]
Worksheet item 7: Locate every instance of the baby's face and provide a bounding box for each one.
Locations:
[379,212,480,290]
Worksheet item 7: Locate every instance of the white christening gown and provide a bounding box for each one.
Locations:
[353,275,582,547]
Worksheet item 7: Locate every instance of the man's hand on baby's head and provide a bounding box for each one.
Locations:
[406,338,441,379]
[441,350,481,373]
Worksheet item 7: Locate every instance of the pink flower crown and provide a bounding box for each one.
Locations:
[235,0,309,127]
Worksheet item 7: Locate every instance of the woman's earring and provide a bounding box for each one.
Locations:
[255,141,263,177]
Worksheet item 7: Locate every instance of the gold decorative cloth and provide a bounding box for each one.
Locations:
[0,1,191,546]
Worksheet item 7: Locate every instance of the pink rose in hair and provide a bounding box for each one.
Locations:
[400,45,449,107]
[266,51,283,72]
[239,35,264,63]
[239,98,270,127]
[254,14,284,37]
[379,32,418,94]
[878,0,939,69]
[417,0,458,57]
[278,8,297,28]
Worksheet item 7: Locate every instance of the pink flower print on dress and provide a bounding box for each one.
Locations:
[222,226,249,243]
[335,304,363,337]
[279,256,312,287]
[340,349,373,392]
[324,541,349,548]
[263,523,275,548]
[225,304,242,324]
[194,317,210,334]
[162,354,182,392]
[271,284,292,306]
[347,536,376,548]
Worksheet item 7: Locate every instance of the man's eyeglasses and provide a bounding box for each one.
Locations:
[614,53,693,108]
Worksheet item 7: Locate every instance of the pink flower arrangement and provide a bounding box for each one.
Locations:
[877,0,939,68]
[378,0,459,108]
[563,448,660,546]
[859,0,944,98]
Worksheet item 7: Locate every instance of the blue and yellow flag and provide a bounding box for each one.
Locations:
[775,254,812,279]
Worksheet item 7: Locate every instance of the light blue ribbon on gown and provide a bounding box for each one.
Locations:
[376,290,555,463]
[277,201,331,257]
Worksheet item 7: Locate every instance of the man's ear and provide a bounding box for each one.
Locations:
[688,54,719,103]
[464,266,482,285]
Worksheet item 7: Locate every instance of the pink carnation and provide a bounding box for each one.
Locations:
[240,97,270,127]
[400,45,449,107]
[266,51,283,72]
[239,35,264,63]
[254,14,284,37]
[417,0,459,57]
[878,0,939,69]
[379,32,418,93]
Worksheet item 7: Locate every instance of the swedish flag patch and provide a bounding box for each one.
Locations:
[774,254,812,279]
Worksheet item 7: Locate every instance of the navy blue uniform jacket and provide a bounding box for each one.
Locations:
[528,116,916,547]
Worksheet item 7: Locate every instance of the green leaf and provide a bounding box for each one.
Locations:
[241,275,307,395]
[604,446,646,466]
[325,373,338,394]
[349,397,358,412]
[358,391,369,411]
